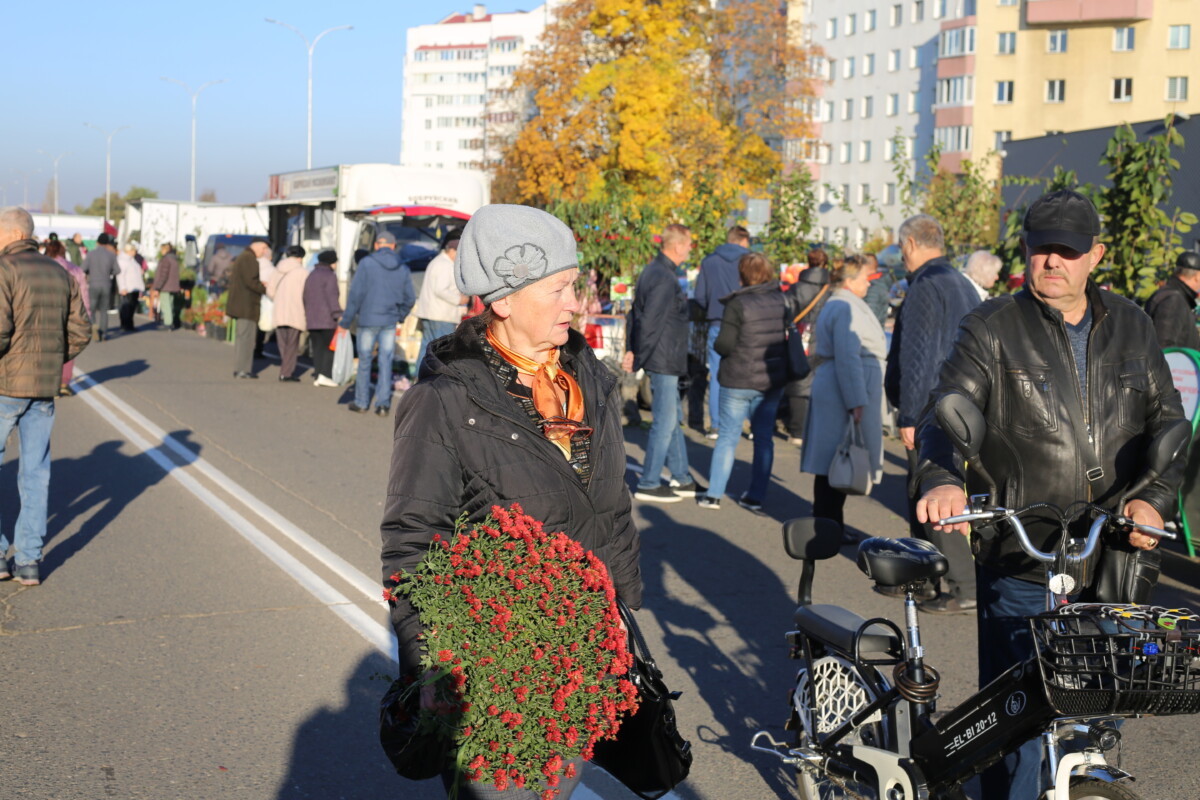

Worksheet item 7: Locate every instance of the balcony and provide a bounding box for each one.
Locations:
[1026,0,1152,24]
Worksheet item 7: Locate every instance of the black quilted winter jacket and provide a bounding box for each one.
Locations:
[381,317,643,673]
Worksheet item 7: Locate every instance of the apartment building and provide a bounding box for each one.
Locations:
[936,0,1199,173]
[798,0,968,248]
[400,4,552,174]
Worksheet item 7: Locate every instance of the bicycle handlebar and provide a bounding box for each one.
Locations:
[937,506,1174,563]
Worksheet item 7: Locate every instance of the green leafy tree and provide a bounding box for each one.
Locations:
[1097,118,1196,299]
[74,185,159,223]
[547,173,662,284]
[762,166,818,265]
[919,145,1000,258]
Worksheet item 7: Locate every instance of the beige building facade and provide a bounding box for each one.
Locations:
[936,0,1198,173]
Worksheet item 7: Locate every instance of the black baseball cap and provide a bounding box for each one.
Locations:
[1177,251,1200,272]
[1023,190,1100,253]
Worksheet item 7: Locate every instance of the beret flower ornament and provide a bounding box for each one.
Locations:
[493,244,550,289]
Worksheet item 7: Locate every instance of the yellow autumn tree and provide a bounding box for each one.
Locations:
[492,0,820,232]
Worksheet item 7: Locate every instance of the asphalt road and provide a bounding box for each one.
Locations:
[1,316,1197,800]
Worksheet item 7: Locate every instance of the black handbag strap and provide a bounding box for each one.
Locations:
[616,598,659,670]
[1013,293,1106,492]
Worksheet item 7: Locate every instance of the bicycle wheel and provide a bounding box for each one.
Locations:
[1039,778,1145,800]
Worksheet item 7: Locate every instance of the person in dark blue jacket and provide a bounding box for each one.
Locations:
[691,225,751,437]
[339,231,416,416]
[884,214,981,613]
[623,224,703,502]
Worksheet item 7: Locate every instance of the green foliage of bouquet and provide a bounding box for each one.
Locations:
[385,504,638,798]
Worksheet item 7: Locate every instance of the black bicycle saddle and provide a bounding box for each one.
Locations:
[856,537,949,587]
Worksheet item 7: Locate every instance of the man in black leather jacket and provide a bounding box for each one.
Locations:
[915,190,1185,800]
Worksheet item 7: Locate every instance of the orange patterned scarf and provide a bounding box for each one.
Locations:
[485,327,587,458]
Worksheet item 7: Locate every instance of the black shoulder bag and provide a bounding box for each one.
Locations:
[1013,295,1160,603]
[591,600,692,799]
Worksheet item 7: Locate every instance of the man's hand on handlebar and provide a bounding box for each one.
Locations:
[1122,499,1164,551]
[916,485,970,535]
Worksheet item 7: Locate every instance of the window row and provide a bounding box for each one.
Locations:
[413,47,487,62]
[825,1,977,38]
[816,91,920,121]
[422,94,487,107]
[413,72,487,85]
[994,77,1189,104]
[986,25,1190,57]
[823,48,921,80]
[820,182,902,208]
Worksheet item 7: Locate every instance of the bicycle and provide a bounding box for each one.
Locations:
[751,393,1199,800]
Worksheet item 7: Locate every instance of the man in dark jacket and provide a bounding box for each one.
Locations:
[691,225,751,437]
[82,233,119,341]
[0,208,91,586]
[225,239,269,378]
[338,231,416,416]
[780,250,830,445]
[884,214,981,614]
[623,224,702,501]
[1144,251,1200,350]
[916,189,1185,800]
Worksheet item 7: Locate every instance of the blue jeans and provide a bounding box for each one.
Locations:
[355,326,396,410]
[977,564,1046,800]
[0,396,55,566]
[707,386,783,502]
[706,323,722,428]
[417,319,456,379]
[638,371,689,490]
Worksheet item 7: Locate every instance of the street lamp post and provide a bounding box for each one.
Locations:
[265,18,352,169]
[36,150,70,214]
[84,123,131,224]
[161,78,225,202]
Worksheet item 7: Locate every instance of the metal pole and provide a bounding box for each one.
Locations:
[266,19,352,170]
[36,151,69,213]
[84,124,130,223]
[161,78,225,202]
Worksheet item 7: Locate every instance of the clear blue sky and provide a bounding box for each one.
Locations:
[1,0,534,214]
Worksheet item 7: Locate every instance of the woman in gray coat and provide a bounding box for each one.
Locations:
[800,255,888,539]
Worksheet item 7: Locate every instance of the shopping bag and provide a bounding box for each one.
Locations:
[258,296,276,332]
[828,417,873,496]
[331,328,354,386]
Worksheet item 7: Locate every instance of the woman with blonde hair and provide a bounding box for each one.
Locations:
[801,254,888,542]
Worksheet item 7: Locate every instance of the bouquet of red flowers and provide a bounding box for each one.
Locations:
[383,503,638,799]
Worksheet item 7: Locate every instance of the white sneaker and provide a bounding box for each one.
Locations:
[314,375,339,387]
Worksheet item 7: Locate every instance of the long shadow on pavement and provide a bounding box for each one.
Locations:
[0,431,201,581]
[75,358,150,385]
[636,505,799,800]
[275,652,445,800]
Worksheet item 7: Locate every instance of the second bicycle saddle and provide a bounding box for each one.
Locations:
[856,537,949,587]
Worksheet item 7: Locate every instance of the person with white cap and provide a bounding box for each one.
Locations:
[380,204,643,800]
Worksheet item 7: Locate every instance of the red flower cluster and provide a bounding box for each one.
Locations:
[388,504,638,798]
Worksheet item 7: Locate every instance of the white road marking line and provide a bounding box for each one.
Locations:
[75,372,385,608]
[72,375,397,662]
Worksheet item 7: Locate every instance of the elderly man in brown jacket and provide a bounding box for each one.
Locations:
[0,207,91,585]
[225,239,269,379]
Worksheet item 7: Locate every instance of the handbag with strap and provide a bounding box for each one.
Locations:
[591,600,692,799]
[828,416,873,496]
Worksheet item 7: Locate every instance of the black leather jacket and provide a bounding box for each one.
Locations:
[917,284,1185,580]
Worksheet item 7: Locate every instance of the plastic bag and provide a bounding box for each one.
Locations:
[331,328,354,386]
[258,296,275,332]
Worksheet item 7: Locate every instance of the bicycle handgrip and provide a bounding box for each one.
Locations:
[938,512,999,525]
[1112,516,1177,541]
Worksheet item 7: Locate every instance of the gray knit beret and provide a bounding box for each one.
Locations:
[454,204,578,303]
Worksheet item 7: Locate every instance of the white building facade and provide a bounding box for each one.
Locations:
[401,4,553,175]
[802,0,975,249]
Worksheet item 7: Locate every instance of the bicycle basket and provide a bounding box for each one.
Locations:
[1030,605,1200,717]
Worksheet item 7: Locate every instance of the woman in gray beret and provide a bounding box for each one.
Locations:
[380,204,643,799]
